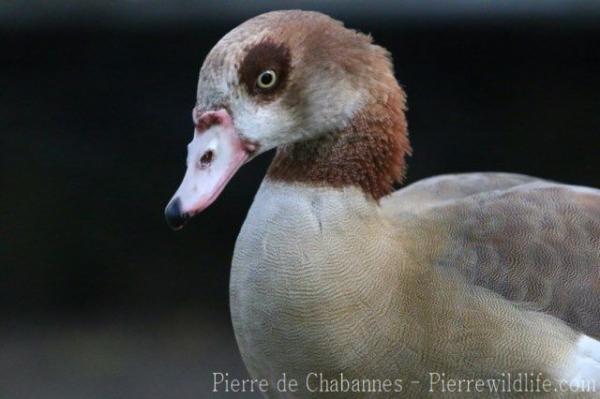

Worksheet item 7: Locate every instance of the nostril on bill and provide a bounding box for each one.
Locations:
[197,150,214,169]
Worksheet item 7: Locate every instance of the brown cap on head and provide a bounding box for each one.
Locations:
[244,11,412,200]
[205,10,411,199]
[166,11,411,228]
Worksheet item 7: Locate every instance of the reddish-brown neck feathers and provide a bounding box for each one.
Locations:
[268,85,411,200]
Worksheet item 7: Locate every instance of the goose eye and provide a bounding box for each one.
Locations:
[256,70,277,89]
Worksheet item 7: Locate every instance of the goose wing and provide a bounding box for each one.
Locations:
[384,173,600,337]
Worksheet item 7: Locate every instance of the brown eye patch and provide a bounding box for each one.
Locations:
[238,39,291,100]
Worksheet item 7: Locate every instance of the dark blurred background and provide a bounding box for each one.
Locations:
[1,1,599,398]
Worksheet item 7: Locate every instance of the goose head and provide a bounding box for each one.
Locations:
[165,10,410,230]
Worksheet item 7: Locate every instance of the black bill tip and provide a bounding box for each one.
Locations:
[164,198,189,230]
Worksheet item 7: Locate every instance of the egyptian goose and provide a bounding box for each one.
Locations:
[165,10,599,398]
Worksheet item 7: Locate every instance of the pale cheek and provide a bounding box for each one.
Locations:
[304,81,365,134]
[233,101,299,150]
[229,79,364,151]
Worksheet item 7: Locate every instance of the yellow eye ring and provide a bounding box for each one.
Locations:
[256,70,277,89]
